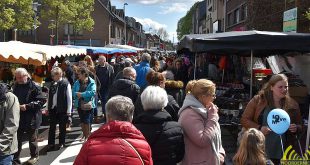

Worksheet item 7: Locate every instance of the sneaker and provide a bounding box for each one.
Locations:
[46,145,57,152]
[26,156,39,165]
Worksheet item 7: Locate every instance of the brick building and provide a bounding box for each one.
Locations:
[225,0,310,33]
[13,0,146,47]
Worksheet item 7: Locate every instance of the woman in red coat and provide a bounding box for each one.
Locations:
[74,96,153,165]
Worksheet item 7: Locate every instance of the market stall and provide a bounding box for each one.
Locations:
[178,30,310,152]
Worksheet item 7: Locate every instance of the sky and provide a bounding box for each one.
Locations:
[112,0,201,43]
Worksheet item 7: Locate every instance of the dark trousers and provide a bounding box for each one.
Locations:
[14,128,38,159]
[48,112,68,145]
[99,88,108,116]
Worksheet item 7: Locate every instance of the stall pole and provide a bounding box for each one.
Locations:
[305,107,310,153]
[250,50,254,98]
[222,69,225,84]
[194,53,197,80]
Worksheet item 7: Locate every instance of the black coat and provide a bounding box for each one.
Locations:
[108,78,140,103]
[13,79,43,129]
[135,110,184,165]
[134,94,179,123]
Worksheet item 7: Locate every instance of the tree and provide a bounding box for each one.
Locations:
[176,2,199,40]
[0,0,35,40]
[40,0,94,44]
[154,27,169,41]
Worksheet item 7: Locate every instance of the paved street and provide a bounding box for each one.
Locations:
[17,111,235,165]
[18,112,103,165]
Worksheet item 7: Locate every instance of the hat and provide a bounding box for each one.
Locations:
[125,58,134,63]
[110,59,115,63]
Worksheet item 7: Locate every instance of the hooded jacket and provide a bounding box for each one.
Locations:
[0,83,20,155]
[74,121,153,165]
[108,78,140,103]
[178,94,225,165]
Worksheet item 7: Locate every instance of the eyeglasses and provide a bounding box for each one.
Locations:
[209,94,216,98]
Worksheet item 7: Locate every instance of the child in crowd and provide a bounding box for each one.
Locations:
[233,128,273,165]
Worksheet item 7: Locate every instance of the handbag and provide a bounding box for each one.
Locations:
[121,138,144,165]
[80,99,92,111]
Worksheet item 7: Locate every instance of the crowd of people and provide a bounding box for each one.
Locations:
[0,51,304,165]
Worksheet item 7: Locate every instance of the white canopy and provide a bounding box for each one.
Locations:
[0,41,87,66]
[105,44,144,51]
[0,42,46,66]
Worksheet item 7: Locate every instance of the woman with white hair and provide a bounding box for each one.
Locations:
[135,86,184,165]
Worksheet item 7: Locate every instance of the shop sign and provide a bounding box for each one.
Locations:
[283,7,297,32]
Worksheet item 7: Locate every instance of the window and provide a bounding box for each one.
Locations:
[110,24,115,38]
[234,8,240,24]
[228,13,233,26]
[241,4,247,21]
[64,24,74,35]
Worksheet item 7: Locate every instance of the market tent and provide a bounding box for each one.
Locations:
[1,41,87,61]
[0,42,46,66]
[178,30,310,55]
[179,30,310,153]
[105,44,144,51]
[67,45,137,55]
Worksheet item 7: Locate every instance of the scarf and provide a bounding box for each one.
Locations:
[178,94,222,164]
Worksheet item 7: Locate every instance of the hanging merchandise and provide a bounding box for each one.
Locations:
[218,56,227,71]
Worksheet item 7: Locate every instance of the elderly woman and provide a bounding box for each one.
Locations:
[74,96,153,165]
[72,67,96,141]
[135,86,184,165]
[134,71,180,122]
[178,79,225,165]
[241,74,302,165]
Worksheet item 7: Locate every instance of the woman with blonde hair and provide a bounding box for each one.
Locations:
[178,79,225,165]
[241,74,302,164]
[233,128,273,165]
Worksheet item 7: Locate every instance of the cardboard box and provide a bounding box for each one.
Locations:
[289,86,308,97]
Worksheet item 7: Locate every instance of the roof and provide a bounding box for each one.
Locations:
[178,30,310,56]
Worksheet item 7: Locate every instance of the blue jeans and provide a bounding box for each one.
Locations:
[0,154,13,165]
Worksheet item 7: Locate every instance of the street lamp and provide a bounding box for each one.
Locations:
[13,28,17,41]
[32,2,41,44]
[124,2,128,45]
[49,20,55,45]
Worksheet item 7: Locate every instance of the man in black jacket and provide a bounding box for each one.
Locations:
[96,56,114,117]
[108,67,140,103]
[46,67,72,151]
[13,68,44,165]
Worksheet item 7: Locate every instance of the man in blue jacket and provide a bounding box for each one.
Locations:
[134,53,152,90]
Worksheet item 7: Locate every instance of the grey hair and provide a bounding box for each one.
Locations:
[141,53,151,62]
[15,68,31,78]
[141,86,168,111]
[51,67,63,76]
[98,56,106,62]
[123,67,136,79]
[162,70,174,80]
[105,95,135,122]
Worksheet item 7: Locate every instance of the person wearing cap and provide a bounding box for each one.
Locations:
[113,58,134,81]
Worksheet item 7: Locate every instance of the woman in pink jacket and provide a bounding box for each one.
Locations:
[178,79,225,165]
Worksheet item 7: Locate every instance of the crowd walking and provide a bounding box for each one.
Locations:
[0,51,306,165]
